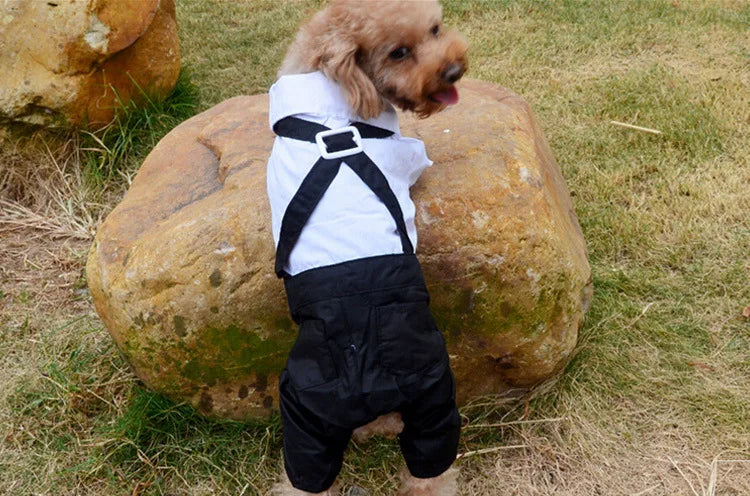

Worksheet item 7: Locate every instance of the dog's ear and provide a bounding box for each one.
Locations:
[319,36,382,120]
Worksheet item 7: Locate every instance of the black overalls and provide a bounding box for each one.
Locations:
[273,117,460,493]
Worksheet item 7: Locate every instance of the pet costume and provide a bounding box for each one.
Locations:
[267,72,460,493]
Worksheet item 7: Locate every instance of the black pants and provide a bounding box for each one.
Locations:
[279,254,461,493]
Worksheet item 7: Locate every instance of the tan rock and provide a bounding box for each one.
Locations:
[87,80,593,420]
[0,0,179,128]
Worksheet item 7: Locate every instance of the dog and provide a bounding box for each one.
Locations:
[278,0,467,120]
[266,1,468,494]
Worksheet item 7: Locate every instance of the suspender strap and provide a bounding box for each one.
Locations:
[274,157,342,277]
[273,116,395,142]
[338,152,414,257]
[273,116,414,278]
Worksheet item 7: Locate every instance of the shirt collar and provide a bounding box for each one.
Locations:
[268,71,400,135]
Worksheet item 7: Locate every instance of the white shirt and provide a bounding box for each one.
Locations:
[266,72,432,276]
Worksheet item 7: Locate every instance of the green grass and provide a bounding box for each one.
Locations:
[177,0,324,110]
[1,0,749,494]
[81,69,200,187]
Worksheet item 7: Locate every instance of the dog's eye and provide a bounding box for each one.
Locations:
[431,24,440,36]
[389,47,410,61]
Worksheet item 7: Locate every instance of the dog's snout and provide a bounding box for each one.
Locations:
[441,63,465,84]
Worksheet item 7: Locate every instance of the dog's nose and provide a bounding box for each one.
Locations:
[442,63,465,84]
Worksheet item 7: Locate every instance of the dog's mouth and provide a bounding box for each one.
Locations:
[428,85,459,105]
[388,93,417,112]
[385,85,459,116]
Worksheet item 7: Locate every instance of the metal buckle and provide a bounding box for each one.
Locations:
[315,126,363,159]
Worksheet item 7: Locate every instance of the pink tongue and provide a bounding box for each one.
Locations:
[430,86,459,105]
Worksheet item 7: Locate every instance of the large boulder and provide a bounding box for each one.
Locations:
[0,0,180,128]
[87,80,593,420]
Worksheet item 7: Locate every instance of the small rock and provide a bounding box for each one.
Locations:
[0,0,180,128]
[345,486,369,496]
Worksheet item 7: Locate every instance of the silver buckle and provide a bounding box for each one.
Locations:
[315,126,363,159]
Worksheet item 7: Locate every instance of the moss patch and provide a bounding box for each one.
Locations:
[179,324,295,386]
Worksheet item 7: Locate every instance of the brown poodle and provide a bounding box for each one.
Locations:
[272,1,467,494]
[279,0,468,120]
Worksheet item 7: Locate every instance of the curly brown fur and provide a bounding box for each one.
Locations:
[279,0,468,119]
[352,411,405,442]
[271,474,340,496]
[397,467,459,496]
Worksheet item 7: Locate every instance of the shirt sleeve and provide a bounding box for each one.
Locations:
[406,138,433,187]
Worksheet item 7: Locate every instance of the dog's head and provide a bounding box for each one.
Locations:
[279,0,468,119]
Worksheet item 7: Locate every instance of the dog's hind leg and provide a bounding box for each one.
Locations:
[396,467,458,496]
[270,473,340,496]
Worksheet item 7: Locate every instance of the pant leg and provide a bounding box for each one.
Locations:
[398,367,461,479]
[280,372,352,493]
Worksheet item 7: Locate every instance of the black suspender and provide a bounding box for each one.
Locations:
[272,116,414,278]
